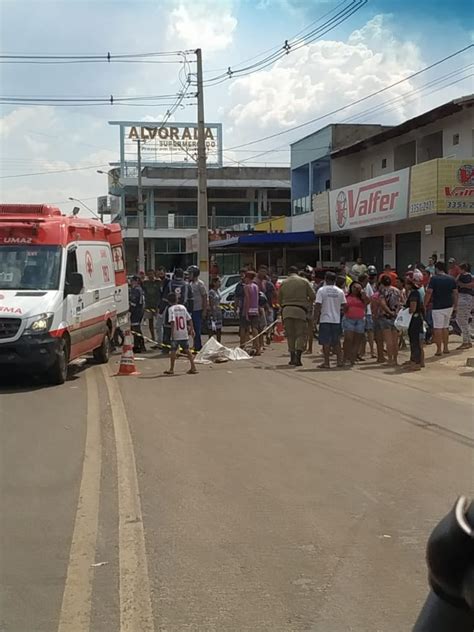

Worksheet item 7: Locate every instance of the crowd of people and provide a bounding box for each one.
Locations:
[126,265,278,363]
[278,255,473,371]
[126,255,473,375]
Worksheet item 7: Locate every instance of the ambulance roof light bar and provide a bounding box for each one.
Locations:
[0,204,61,216]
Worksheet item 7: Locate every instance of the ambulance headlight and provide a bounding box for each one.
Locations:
[25,313,54,333]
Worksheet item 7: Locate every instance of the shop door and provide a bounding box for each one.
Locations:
[360,236,384,273]
[445,224,474,262]
[396,231,421,275]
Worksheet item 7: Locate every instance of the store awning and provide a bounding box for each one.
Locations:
[209,231,317,249]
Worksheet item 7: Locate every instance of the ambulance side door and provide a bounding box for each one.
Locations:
[65,247,82,327]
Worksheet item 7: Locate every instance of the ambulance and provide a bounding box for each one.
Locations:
[0,204,128,384]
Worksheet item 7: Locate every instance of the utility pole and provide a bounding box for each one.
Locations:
[196,48,209,288]
[136,138,145,273]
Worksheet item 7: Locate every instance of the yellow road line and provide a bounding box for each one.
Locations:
[101,367,154,632]
[58,370,101,632]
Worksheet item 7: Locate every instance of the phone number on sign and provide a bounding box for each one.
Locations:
[446,200,474,210]
[410,200,435,214]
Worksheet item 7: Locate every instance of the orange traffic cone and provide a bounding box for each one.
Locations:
[273,319,285,343]
[115,330,140,376]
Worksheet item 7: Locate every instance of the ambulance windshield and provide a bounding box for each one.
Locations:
[0,245,62,290]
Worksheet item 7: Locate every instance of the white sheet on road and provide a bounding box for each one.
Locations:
[195,337,251,364]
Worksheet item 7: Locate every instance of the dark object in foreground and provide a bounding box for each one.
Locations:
[413,496,474,631]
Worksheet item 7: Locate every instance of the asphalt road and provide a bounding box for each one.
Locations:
[0,339,473,632]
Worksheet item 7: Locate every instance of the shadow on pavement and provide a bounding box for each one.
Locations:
[0,359,90,394]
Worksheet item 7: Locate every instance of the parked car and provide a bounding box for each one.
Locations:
[220,274,241,290]
[220,282,239,327]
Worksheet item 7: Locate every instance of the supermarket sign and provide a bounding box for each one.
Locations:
[409,158,474,217]
[329,168,409,231]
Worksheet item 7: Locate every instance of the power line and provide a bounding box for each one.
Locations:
[0,163,110,179]
[0,50,193,62]
[224,44,473,152]
[202,0,350,75]
[202,0,367,86]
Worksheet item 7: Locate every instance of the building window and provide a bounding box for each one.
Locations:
[453,133,460,146]
[381,158,387,169]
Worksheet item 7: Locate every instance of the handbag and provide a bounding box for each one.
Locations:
[395,307,412,332]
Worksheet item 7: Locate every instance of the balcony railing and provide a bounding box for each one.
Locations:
[123,215,270,230]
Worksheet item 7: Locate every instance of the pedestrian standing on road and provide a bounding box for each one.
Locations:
[256,266,276,345]
[208,277,223,343]
[278,266,316,367]
[370,281,386,363]
[342,281,370,366]
[129,275,146,353]
[455,262,473,349]
[161,268,191,352]
[379,264,398,287]
[188,265,208,352]
[426,254,437,276]
[351,257,367,281]
[234,269,249,348]
[142,269,160,342]
[242,271,262,356]
[448,257,461,278]
[403,277,425,371]
[155,266,169,345]
[164,292,197,376]
[424,261,458,357]
[314,271,346,369]
[379,275,401,366]
[358,273,376,359]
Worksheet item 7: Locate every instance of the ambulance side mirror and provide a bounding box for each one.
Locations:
[66,272,84,295]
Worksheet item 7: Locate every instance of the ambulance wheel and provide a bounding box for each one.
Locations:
[93,332,110,364]
[48,337,69,385]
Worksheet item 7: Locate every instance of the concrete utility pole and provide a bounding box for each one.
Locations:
[196,48,209,288]
[136,138,145,273]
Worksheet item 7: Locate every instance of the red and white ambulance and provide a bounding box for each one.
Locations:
[0,204,128,384]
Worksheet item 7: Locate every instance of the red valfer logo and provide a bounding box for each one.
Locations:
[336,191,347,228]
[457,164,474,186]
[445,164,474,197]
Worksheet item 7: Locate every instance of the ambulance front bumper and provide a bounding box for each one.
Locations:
[0,334,60,371]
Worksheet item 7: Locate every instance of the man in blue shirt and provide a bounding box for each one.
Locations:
[424,261,458,356]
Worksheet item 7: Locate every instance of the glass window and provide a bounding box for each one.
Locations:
[0,245,62,290]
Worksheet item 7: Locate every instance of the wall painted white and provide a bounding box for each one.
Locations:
[341,214,472,266]
[331,109,474,189]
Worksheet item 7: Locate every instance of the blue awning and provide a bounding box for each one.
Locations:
[210,231,317,249]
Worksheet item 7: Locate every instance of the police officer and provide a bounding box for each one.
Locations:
[278,266,316,366]
[129,275,145,353]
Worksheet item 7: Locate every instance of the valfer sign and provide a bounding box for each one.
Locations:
[329,168,409,232]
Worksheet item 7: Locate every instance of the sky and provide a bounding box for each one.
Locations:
[0,0,472,216]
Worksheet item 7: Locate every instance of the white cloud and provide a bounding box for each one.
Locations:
[225,15,430,156]
[167,0,237,52]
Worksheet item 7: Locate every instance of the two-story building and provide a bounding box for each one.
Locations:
[105,121,290,271]
[306,95,473,271]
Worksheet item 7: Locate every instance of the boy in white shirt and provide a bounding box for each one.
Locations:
[164,291,198,376]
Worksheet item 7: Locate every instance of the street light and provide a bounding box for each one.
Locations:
[68,196,100,220]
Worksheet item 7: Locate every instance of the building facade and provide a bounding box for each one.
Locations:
[290,122,390,230]
[290,96,474,271]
